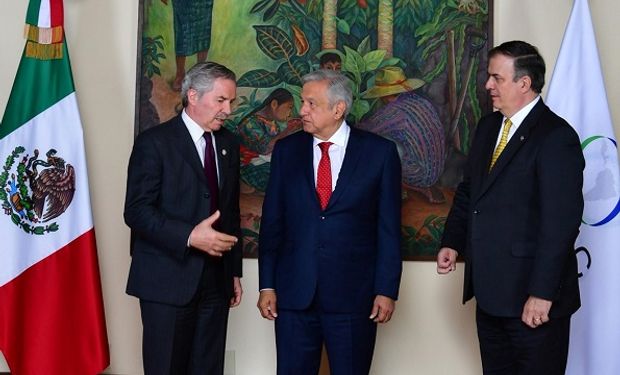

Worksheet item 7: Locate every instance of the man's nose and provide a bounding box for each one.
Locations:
[300,103,308,116]
[485,77,493,90]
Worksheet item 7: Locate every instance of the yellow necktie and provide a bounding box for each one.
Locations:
[489,118,512,170]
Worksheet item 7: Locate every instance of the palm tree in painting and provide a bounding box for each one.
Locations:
[377,0,393,57]
[322,0,338,49]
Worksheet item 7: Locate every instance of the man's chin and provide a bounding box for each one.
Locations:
[209,120,225,131]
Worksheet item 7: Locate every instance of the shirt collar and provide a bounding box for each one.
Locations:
[506,95,540,128]
[313,120,350,148]
[182,109,209,143]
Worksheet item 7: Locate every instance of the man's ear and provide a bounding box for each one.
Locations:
[521,75,532,93]
[334,101,347,120]
[187,88,199,105]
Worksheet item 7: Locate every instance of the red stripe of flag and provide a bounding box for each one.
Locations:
[49,0,63,27]
[0,230,109,374]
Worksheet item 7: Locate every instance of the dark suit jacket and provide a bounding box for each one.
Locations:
[125,114,242,306]
[441,99,584,318]
[258,127,403,313]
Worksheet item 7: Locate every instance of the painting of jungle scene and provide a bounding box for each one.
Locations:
[135,0,492,260]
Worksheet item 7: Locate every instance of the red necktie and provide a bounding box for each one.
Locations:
[203,133,219,214]
[316,142,333,210]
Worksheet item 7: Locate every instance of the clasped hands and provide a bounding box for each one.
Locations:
[189,210,238,257]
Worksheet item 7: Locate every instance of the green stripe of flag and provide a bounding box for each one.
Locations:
[0,40,74,139]
[25,0,43,26]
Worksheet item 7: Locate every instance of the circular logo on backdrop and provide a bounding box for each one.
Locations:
[581,135,620,226]
[0,146,75,235]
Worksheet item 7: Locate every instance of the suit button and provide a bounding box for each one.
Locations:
[473,210,479,214]
[204,193,210,199]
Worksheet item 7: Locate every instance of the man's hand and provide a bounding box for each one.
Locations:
[257,290,278,320]
[189,210,238,257]
[522,296,552,328]
[369,295,395,323]
[230,277,242,307]
[436,247,458,274]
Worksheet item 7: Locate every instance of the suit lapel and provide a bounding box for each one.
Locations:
[300,133,318,207]
[325,128,363,210]
[474,115,502,186]
[170,116,207,184]
[476,100,546,200]
[214,130,232,189]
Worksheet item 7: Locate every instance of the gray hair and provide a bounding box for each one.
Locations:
[181,62,236,107]
[302,69,353,117]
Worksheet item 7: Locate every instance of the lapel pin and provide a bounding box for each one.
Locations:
[222,149,227,156]
[520,136,525,141]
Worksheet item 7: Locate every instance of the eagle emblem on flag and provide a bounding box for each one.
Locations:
[0,146,75,234]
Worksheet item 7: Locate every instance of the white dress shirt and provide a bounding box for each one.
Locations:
[313,121,351,191]
[182,109,220,179]
[493,95,540,149]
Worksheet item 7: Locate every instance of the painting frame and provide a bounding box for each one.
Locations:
[134,0,494,261]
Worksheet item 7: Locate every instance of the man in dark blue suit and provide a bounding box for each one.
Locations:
[257,70,403,375]
[125,62,243,375]
[437,41,584,374]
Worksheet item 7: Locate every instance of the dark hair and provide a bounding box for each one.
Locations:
[488,40,546,93]
[260,88,294,109]
[241,88,294,121]
[181,62,236,107]
[319,53,341,67]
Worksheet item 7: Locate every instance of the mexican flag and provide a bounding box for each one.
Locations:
[547,0,620,373]
[0,0,110,373]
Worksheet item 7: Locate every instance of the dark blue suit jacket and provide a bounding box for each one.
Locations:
[124,115,242,306]
[259,127,402,313]
[441,100,584,318]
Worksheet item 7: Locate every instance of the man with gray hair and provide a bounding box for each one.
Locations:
[258,69,403,375]
[125,61,242,374]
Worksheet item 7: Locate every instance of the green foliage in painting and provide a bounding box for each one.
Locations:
[254,25,296,60]
[237,25,311,88]
[237,70,281,88]
[141,35,166,78]
[339,37,402,122]
[401,215,447,257]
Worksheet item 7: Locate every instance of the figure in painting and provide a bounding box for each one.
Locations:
[319,52,342,71]
[358,66,447,203]
[236,88,301,193]
[161,0,214,91]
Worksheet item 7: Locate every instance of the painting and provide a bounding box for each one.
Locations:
[135,0,493,260]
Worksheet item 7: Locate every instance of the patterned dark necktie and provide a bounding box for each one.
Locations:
[203,133,219,214]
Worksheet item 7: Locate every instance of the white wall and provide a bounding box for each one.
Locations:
[0,1,618,374]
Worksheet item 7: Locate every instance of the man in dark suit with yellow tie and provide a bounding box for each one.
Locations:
[257,70,403,375]
[125,62,242,375]
[437,41,584,374]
